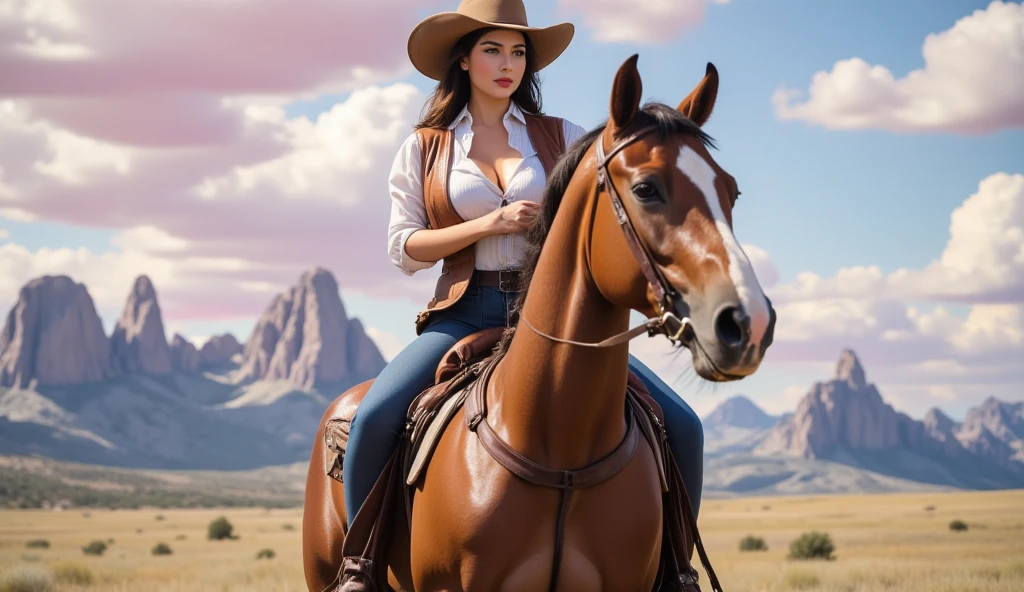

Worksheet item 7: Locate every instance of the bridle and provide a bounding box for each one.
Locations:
[520,124,693,349]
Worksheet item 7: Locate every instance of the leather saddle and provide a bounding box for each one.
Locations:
[322,327,508,486]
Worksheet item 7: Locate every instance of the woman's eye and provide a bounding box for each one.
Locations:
[514,50,525,57]
[633,182,659,201]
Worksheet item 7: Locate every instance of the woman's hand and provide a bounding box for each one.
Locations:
[487,201,541,235]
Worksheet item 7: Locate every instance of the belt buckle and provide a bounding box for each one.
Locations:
[498,270,518,293]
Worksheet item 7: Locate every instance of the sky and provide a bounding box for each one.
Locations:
[0,0,1021,421]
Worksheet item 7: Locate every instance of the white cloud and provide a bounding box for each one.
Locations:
[773,1,1024,134]
[772,173,1024,305]
[0,228,9,241]
[558,0,722,44]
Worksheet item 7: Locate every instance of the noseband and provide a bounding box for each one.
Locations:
[521,125,692,348]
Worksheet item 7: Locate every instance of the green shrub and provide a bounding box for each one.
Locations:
[23,540,49,550]
[207,516,235,540]
[255,548,276,560]
[739,535,768,552]
[949,519,968,532]
[81,540,107,556]
[787,531,835,560]
[151,542,173,556]
[50,562,93,586]
[0,565,54,592]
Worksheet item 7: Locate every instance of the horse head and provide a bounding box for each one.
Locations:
[588,55,776,381]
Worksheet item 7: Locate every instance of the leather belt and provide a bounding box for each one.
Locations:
[474,269,521,293]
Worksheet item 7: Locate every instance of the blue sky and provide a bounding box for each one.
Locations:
[2,0,1021,421]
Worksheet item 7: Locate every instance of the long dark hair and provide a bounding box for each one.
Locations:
[415,27,543,130]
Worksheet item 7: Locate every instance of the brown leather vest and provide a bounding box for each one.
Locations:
[413,113,566,334]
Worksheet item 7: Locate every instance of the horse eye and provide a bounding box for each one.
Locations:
[633,182,659,201]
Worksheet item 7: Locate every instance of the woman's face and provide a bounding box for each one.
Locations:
[460,29,527,102]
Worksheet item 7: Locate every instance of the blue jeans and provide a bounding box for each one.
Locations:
[342,280,705,520]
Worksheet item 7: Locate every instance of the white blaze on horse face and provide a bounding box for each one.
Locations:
[675,145,771,351]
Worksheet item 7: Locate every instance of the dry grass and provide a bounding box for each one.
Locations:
[0,489,1021,590]
[693,488,1024,591]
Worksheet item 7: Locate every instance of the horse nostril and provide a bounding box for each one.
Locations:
[714,305,748,349]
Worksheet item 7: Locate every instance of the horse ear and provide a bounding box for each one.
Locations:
[609,54,642,132]
[678,62,719,127]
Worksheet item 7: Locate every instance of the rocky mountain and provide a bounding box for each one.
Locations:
[110,276,173,375]
[0,276,114,388]
[959,397,1024,462]
[756,350,901,456]
[749,349,1024,490]
[200,333,242,368]
[239,267,385,390]
[0,268,390,470]
[170,334,200,373]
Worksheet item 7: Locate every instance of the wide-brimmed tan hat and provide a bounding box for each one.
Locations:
[408,0,574,81]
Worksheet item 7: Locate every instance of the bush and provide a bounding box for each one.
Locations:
[949,519,969,532]
[207,516,235,540]
[152,542,173,556]
[24,540,49,549]
[739,535,768,552]
[50,562,93,586]
[256,548,276,560]
[788,531,835,560]
[0,565,54,592]
[81,540,107,556]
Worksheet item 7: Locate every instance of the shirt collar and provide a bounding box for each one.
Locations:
[447,102,528,130]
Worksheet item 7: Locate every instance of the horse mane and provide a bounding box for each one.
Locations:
[495,102,716,355]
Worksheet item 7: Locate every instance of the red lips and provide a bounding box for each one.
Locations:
[495,78,512,87]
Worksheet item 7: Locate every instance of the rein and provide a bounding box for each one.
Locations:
[519,125,692,349]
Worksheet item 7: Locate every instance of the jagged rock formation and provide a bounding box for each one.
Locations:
[0,276,113,387]
[756,350,900,457]
[239,268,386,389]
[754,348,1024,488]
[170,334,200,373]
[199,333,242,368]
[109,276,172,375]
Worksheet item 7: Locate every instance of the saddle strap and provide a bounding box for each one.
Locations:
[464,356,640,491]
[464,355,642,592]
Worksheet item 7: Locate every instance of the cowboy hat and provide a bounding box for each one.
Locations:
[407,0,574,81]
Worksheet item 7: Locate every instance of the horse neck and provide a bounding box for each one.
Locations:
[487,168,633,470]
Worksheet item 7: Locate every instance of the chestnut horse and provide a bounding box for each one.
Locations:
[304,55,776,591]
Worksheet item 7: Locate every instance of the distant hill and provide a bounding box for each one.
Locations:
[701,395,780,455]
[0,455,305,509]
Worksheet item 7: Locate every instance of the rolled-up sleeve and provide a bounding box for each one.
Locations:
[387,132,436,276]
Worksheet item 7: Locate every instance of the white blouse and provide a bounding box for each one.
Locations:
[387,102,587,275]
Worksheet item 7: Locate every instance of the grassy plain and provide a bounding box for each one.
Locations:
[1,489,1022,591]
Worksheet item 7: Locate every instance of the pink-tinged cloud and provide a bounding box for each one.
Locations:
[0,81,441,319]
[773,1,1024,135]
[557,0,728,45]
[0,0,439,146]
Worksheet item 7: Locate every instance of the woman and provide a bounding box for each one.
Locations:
[343,0,706,523]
